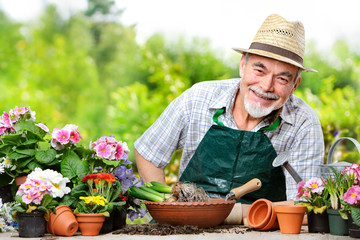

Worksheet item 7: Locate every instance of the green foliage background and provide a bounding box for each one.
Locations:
[1,1,360,182]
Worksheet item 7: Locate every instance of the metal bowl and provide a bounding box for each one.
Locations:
[144,198,236,228]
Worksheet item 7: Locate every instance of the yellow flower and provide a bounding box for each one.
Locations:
[79,196,108,206]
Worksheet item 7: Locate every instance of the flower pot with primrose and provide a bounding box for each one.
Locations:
[342,184,360,238]
[322,163,360,236]
[74,196,109,236]
[11,180,59,238]
[295,177,329,233]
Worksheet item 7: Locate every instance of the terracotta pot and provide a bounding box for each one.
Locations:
[47,205,78,236]
[274,205,306,234]
[15,175,27,186]
[246,198,279,231]
[76,213,105,236]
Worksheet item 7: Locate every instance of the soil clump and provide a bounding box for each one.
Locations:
[112,223,252,235]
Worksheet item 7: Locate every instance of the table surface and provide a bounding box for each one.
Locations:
[0,226,353,240]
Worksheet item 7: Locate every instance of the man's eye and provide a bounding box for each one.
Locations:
[278,78,289,84]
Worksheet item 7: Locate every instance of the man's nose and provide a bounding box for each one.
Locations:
[260,75,274,92]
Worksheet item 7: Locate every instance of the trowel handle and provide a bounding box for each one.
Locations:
[230,178,262,200]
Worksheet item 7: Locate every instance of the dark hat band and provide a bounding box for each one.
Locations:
[249,42,303,66]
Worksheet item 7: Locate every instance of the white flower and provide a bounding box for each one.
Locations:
[1,157,12,169]
[122,141,130,154]
[27,168,71,198]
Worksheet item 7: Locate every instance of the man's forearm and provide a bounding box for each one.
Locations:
[135,149,166,184]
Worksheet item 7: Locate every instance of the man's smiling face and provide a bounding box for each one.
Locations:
[239,54,300,118]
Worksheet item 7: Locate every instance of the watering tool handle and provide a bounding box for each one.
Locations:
[327,137,360,164]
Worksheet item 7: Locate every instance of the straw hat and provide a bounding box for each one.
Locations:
[233,14,316,72]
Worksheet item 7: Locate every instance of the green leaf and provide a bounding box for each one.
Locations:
[17,157,34,168]
[35,149,56,164]
[41,194,53,208]
[12,205,26,213]
[37,206,47,212]
[101,158,121,167]
[27,160,43,171]
[110,181,122,202]
[8,151,26,160]
[1,133,22,144]
[61,150,82,179]
[351,207,360,226]
[15,148,36,156]
[21,139,39,145]
[17,120,46,139]
[76,160,90,181]
[0,144,12,153]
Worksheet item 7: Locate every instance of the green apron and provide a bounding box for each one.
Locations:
[179,108,286,204]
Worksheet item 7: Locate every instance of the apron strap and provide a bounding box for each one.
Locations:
[257,117,281,132]
[212,108,281,132]
[212,108,225,126]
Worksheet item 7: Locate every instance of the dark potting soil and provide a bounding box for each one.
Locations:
[112,224,252,235]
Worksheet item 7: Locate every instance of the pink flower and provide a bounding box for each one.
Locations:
[343,163,360,184]
[0,126,6,135]
[96,142,112,159]
[115,143,124,160]
[2,112,12,127]
[304,177,324,194]
[51,138,65,150]
[36,123,50,133]
[343,185,360,205]
[55,129,70,144]
[14,106,29,115]
[296,180,305,198]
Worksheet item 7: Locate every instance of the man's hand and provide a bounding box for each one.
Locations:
[135,149,166,184]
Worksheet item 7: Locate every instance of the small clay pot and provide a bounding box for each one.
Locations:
[247,198,279,231]
[15,175,27,186]
[275,205,306,234]
[76,213,105,236]
[47,205,78,236]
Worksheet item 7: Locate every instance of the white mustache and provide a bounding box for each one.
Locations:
[248,86,279,100]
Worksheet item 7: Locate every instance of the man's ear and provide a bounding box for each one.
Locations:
[239,55,246,78]
[291,77,301,94]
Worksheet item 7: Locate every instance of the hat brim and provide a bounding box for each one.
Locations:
[233,47,317,73]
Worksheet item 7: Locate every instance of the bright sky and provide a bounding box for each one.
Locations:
[1,0,360,55]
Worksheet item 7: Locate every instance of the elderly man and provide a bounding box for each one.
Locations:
[134,14,324,206]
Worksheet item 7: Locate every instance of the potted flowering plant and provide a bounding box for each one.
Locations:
[73,172,126,236]
[296,177,330,233]
[11,167,75,237]
[0,106,53,185]
[322,164,357,236]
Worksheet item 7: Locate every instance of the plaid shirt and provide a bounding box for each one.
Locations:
[134,78,324,200]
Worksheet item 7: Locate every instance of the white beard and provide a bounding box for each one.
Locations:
[244,98,276,118]
[243,86,280,118]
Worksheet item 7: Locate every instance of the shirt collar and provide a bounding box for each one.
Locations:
[209,78,241,111]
